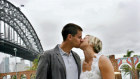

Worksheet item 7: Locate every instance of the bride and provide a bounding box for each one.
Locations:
[80,35,115,79]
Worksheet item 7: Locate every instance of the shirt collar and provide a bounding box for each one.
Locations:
[58,44,72,56]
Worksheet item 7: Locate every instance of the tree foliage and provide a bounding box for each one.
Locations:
[122,49,140,78]
[137,63,140,71]
[122,50,134,76]
[121,65,132,76]
[26,55,40,71]
[123,49,134,57]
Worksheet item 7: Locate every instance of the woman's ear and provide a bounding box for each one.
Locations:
[89,42,94,48]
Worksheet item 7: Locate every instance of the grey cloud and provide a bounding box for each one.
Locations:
[8,0,140,56]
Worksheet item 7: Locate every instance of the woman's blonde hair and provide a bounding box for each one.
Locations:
[86,35,102,53]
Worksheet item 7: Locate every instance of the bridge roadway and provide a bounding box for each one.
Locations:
[0,38,38,61]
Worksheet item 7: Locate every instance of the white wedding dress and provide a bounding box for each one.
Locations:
[80,54,102,79]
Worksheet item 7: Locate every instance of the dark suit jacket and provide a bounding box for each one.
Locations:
[36,45,81,79]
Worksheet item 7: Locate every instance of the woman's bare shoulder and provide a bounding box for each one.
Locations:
[99,55,112,68]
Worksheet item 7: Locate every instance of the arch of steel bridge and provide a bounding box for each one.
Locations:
[0,0,43,58]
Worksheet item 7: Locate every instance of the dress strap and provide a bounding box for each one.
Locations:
[93,54,102,68]
[95,54,102,60]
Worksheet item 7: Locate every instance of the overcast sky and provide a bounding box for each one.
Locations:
[0,0,140,62]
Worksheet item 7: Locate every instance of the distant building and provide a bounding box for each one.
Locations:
[109,55,140,79]
[12,59,29,72]
[0,57,9,73]
[0,61,4,73]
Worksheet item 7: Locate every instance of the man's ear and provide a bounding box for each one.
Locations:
[67,34,72,40]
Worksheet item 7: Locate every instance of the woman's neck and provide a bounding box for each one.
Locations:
[83,47,96,63]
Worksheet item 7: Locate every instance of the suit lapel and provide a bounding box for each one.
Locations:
[54,45,81,78]
[54,45,66,74]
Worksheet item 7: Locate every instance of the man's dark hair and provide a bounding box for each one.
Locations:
[62,23,83,41]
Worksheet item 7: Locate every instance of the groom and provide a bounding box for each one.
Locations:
[36,23,83,79]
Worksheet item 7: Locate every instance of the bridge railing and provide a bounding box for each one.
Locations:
[0,70,36,79]
[0,70,122,79]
